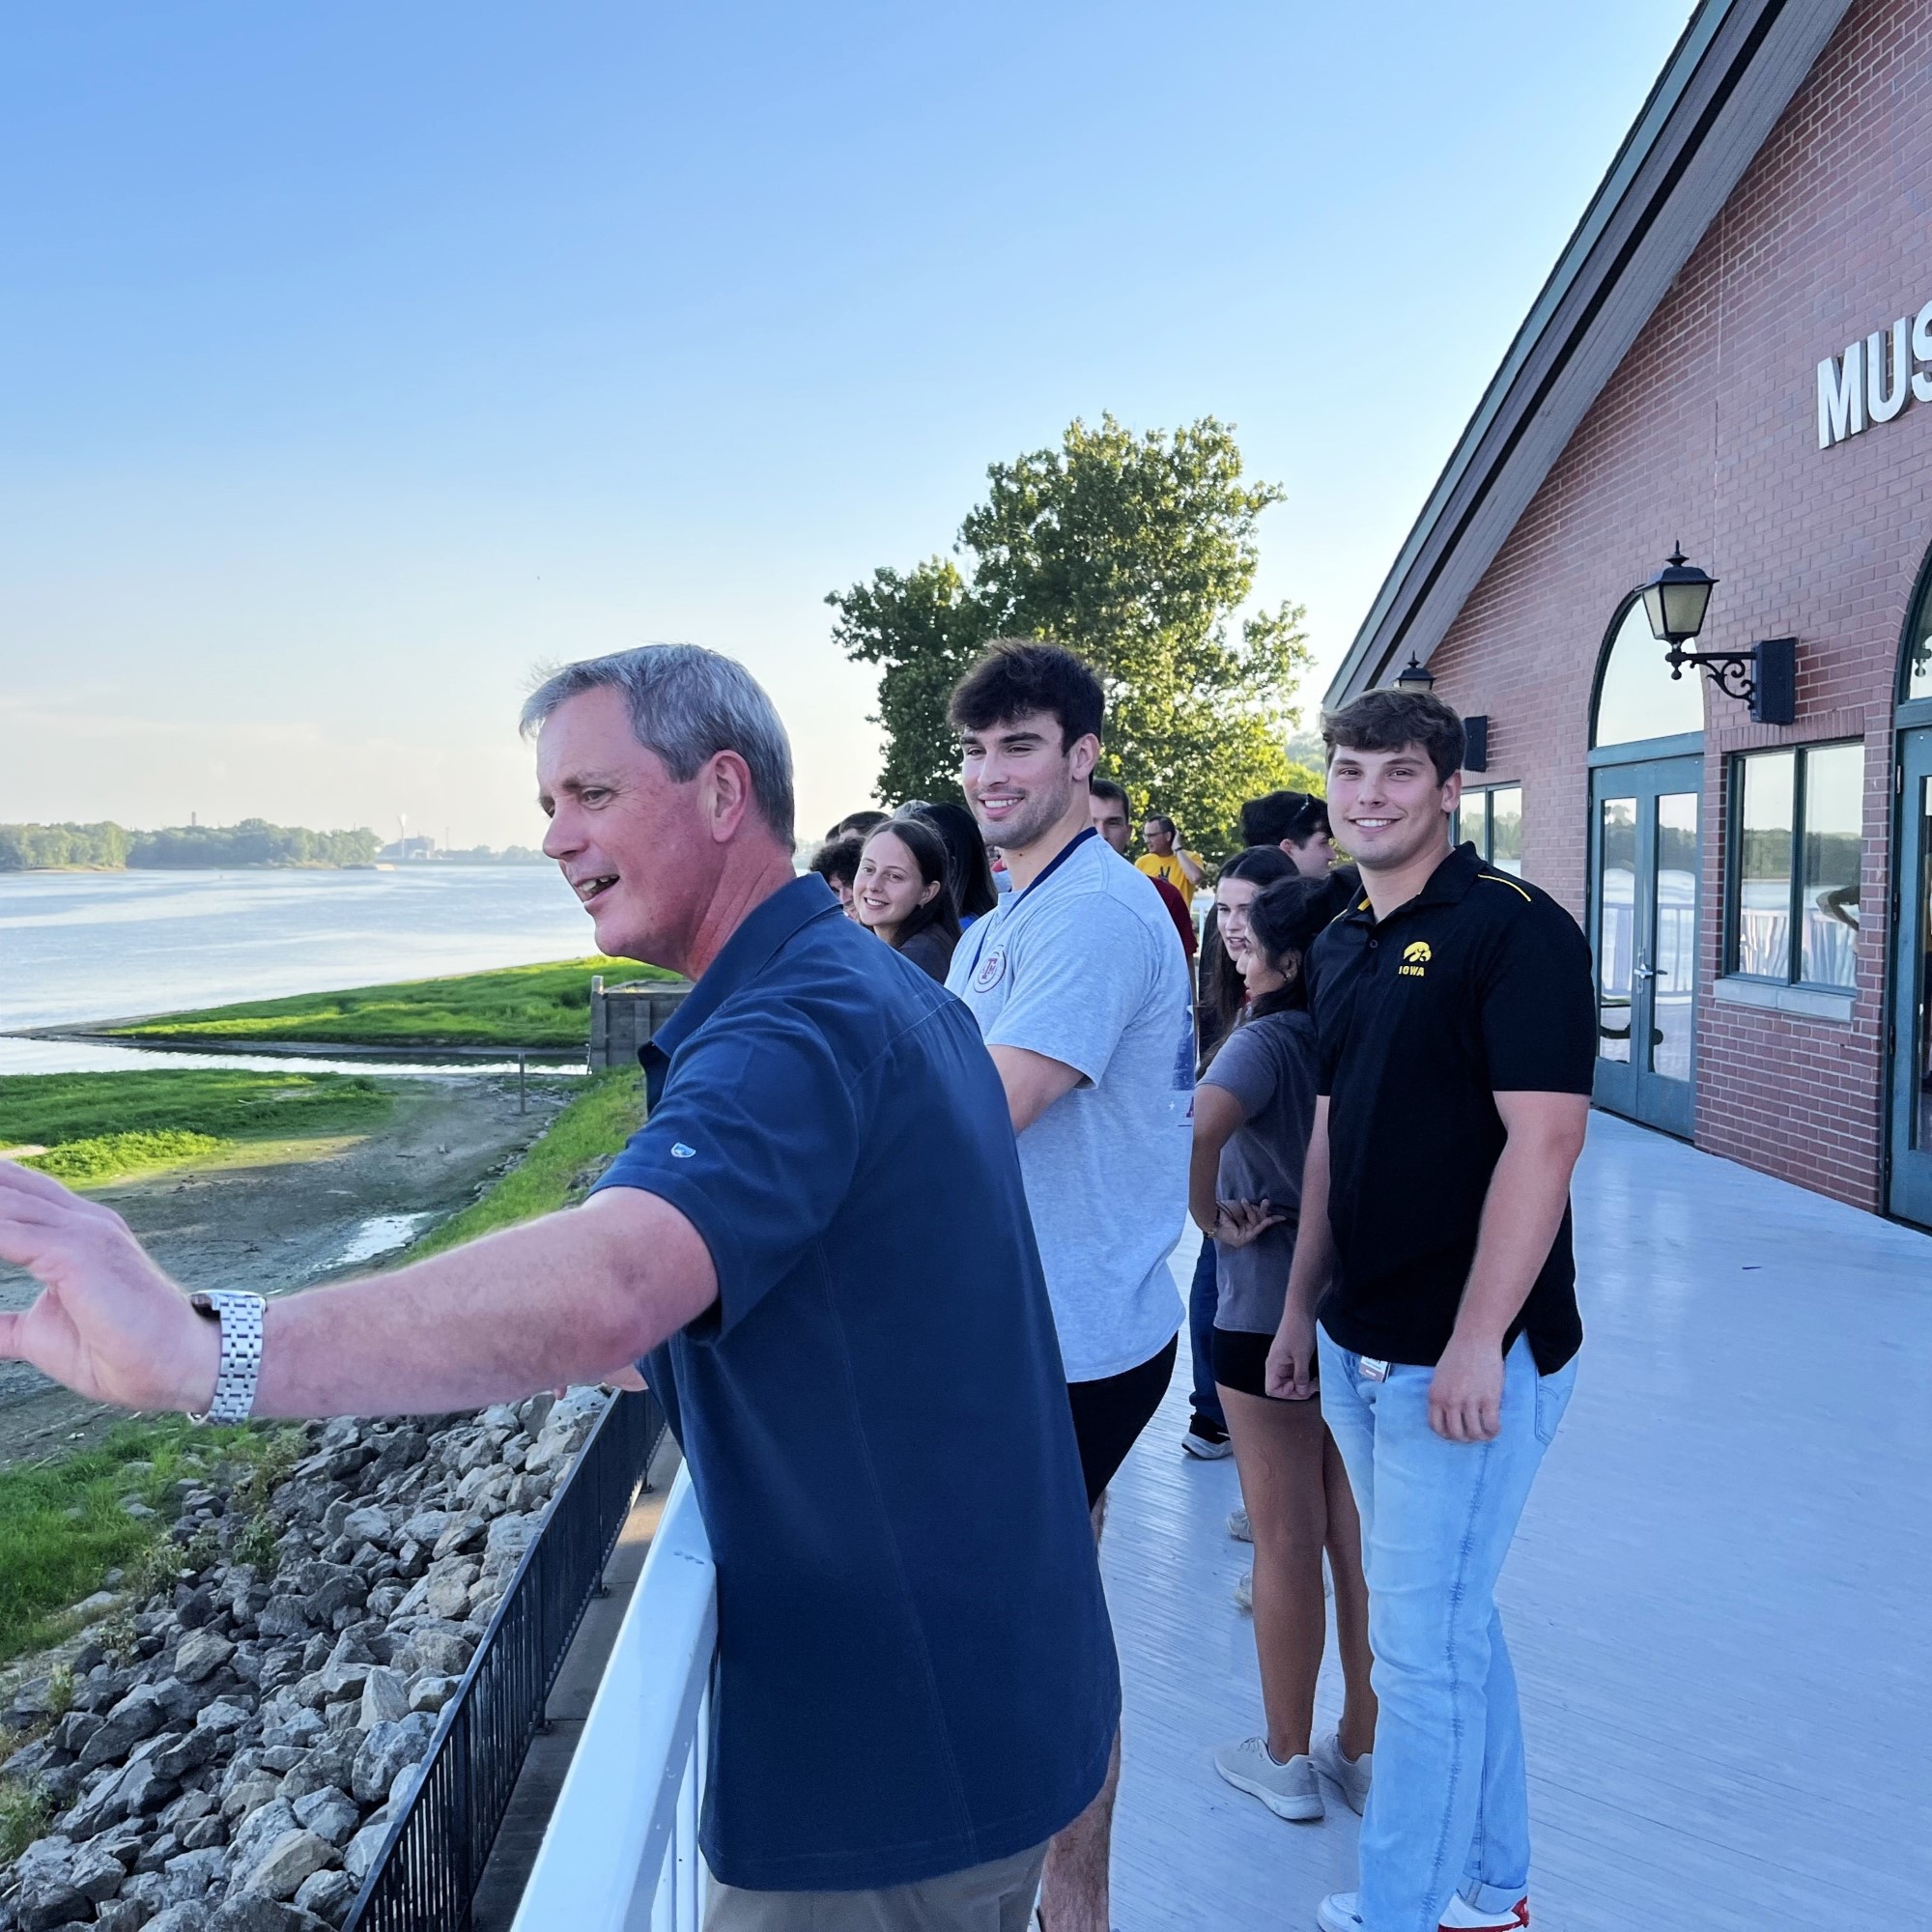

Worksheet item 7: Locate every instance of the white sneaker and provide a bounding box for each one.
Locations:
[1317,1892,1530,1931]
[1234,1568,1252,1612]
[1228,1504,1252,1542]
[1439,1898,1529,1928]
[1213,1735,1323,1821]
[1310,1730,1372,1815]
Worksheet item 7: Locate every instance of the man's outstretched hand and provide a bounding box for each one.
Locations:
[0,1161,214,1413]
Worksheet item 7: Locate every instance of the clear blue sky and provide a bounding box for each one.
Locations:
[0,1,1697,849]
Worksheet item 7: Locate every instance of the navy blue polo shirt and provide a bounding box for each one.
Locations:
[590,875,1119,1892]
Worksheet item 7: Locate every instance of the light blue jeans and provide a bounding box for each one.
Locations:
[1318,1329,1577,1932]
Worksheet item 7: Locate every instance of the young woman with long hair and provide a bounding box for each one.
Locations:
[895,799,1000,923]
[1203,844,1302,1053]
[852,816,962,981]
[1192,870,1378,1823]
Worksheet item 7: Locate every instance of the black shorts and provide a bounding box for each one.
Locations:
[1211,1325,1314,1400]
[1065,1334,1178,1507]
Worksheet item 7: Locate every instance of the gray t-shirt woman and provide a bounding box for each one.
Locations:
[1199,1006,1321,1336]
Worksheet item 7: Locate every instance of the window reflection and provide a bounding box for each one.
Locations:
[1734,752,1795,979]
[1801,743,1861,988]
[1651,794,1698,1081]
[1598,799,1635,1063]
[1595,600,1705,748]
[1489,787,1523,877]
[1918,779,1932,1151]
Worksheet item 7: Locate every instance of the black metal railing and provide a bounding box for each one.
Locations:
[343,1387,667,1932]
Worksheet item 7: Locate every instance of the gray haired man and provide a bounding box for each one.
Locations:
[0,645,1119,1930]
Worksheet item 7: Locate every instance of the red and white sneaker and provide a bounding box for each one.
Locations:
[1317,1893,1529,1931]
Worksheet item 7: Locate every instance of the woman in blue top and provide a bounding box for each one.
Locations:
[1190,871,1378,1826]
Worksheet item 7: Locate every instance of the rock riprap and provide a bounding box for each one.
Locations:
[0,1387,611,1931]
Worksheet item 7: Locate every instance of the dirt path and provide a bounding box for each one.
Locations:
[0,1075,568,1466]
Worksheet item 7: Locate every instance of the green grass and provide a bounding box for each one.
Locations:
[105,956,677,1050]
[23,1130,225,1185]
[0,1418,301,1666]
[410,1069,644,1258]
[0,1070,392,1188]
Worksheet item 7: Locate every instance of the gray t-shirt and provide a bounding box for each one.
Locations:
[948,829,1192,1381]
[1200,1007,1320,1335]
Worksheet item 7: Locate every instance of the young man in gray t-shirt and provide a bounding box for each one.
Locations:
[945,639,1190,1932]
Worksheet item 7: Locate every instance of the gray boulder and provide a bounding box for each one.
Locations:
[213,1896,332,1932]
[76,1685,166,1769]
[291,1786,359,1848]
[294,1865,357,1919]
[340,1809,392,1883]
[177,1630,237,1684]
[234,1827,338,1901]
[350,1714,433,1804]
[357,1666,409,1729]
[230,1798,300,1872]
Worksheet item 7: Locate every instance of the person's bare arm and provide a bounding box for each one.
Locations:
[1188,1084,1283,1250]
[1428,1091,1589,1443]
[1189,1085,1243,1234]
[1264,1096,1332,1400]
[1175,848,1206,891]
[0,1161,715,1418]
[987,1044,1085,1135]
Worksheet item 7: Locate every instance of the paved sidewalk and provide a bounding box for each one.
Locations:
[1105,1113,1932,1930]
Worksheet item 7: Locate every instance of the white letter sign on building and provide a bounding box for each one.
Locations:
[1819,301,1932,447]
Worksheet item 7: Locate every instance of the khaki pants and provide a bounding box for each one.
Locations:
[703,1840,1049,1932]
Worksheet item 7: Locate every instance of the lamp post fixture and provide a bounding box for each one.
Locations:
[1393,654,1435,695]
[1635,546,1794,724]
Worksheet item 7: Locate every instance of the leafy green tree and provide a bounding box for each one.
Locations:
[829,414,1311,852]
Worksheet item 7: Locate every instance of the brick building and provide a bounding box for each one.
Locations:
[1327,0,1932,1225]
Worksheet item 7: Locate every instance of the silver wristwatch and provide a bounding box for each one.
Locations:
[186,1291,267,1425]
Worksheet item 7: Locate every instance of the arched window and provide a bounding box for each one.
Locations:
[1592,596,1704,749]
[1903,550,1932,703]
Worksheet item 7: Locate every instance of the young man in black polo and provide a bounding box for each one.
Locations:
[1265,689,1594,1932]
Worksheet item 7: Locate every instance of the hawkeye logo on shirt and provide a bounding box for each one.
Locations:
[1399,941,1433,979]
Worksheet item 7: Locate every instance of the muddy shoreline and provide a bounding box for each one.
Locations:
[0,1075,568,1467]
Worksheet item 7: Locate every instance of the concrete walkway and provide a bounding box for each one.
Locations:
[1105,1113,1932,1930]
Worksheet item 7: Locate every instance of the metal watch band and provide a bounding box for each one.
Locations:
[186,1291,267,1425]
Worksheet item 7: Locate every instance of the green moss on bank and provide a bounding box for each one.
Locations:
[0,1071,392,1189]
[105,957,675,1050]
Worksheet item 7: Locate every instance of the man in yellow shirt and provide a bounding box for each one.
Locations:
[1137,815,1206,897]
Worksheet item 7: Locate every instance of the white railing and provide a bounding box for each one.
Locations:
[512,1464,717,1932]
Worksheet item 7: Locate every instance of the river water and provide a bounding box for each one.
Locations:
[0,867,599,1077]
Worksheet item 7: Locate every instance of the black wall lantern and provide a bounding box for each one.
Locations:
[1393,654,1435,694]
[1638,546,1796,725]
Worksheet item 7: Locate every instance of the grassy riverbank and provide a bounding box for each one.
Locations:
[0,1070,393,1187]
[0,1418,302,1667]
[99,956,675,1050]
[0,1067,640,1662]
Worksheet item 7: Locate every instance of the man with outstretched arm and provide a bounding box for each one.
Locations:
[946,641,1194,1932]
[1264,688,1595,1932]
[0,644,1120,1932]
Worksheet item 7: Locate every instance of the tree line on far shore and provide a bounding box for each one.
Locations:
[0,818,381,870]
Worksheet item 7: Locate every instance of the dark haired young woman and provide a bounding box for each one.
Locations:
[853,817,962,981]
[1205,844,1302,1047]
[895,799,999,923]
[1192,870,1378,1824]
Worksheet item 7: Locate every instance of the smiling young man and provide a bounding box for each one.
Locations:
[1263,689,1594,1932]
[945,640,1194,1932]
[0,645,1120,1932]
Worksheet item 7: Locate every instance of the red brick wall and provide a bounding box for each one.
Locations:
[1425,0,1932,1210]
